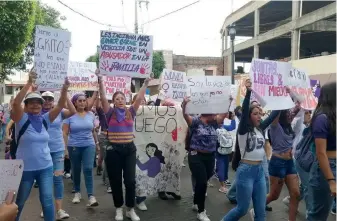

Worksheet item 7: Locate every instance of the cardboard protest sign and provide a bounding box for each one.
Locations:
[229,84,239,112]
[134,106,187,196]
[287,68,317,110]
[160,69,187,102]
[103,76,131,100]
[34,25,71,90]
[250,59,294,110]
[99,31,153,78]
[68,62,98,91]
[185,76,231,114]
[310,79,320,101]
[235,74,258,106]
[0,160,24,204]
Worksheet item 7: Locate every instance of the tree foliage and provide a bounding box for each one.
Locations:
[85,52,99,67]
[0,1,36,64]
[0,1,62,82]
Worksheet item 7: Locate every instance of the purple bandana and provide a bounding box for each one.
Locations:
[115,107,126,123]
[41,108,49,115]
[27,113,44,133]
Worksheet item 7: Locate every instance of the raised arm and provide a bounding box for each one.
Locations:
[260,110,281,131]
[96,69,110,114]
[238,79,252,135]
[62,98,77,119]
[11,69,35,122]
[49,78,70,123]
[182,97,192,126]
[132,78,151,112]
[87,91,98,110]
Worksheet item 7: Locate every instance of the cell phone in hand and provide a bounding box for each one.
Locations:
[5,191,16,204]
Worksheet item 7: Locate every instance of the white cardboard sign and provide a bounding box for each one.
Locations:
[160,69,187,102]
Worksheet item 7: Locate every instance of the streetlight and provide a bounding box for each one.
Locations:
[228,25,236,84]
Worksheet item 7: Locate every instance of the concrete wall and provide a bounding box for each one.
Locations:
[291,54,336,76]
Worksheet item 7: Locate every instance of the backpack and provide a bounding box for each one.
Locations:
[294,127,315,172]
[10,119,48,159]
[216,128,233,155]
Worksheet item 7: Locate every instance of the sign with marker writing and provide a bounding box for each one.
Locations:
[0,160,24,204]
[68,61,98,91]
[103,76,131,100]
[34,25,71,90]
[250,58,294,110]
[99,31,153,78]
[287,68,317,110]
[186,76,231,114]
[160,69,187,102]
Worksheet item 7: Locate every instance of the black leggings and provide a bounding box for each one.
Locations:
[64,158,71,174]
[105,142,136,208]
[188,151,215,213]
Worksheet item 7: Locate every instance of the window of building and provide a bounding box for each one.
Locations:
[205,70,213,76]
[5,86,13,95]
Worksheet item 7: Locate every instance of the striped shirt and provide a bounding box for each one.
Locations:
[106,106,136,143]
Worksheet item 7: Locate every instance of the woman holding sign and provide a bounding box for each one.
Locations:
[223,79,279,221]
[182,97,230,221]
[39,91,76,220]
[12,69,69,221]
[97,69,151,221]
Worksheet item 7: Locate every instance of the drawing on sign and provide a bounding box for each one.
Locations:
[34,25,71,90]
[99,31,153,78]
[161,69,187,102]
[68,62,98,91]
[0,160,24,204]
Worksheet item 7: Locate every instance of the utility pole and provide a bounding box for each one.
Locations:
[134,0,149,34]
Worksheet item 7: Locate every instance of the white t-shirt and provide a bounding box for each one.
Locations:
[238,127,266,161]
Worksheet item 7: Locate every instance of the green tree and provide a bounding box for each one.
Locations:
[152,51,165,79]
[0,1,36,64]
[85,51,166,79]
[0,1,63,82]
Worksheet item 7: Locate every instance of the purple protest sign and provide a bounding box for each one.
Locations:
[310,79,320,99]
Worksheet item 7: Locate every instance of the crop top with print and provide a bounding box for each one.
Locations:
[237,90,280,161]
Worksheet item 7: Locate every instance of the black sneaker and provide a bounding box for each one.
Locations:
[224,180,232,186]
[166,192,181,200]
[96,166,102,176]
[265,205,272,211]
[158,192,168,200]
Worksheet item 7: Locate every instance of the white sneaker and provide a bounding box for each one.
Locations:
[126,208,140,221]
[137,201,147,211]
[107,187,112,193]
[115,208,123,221]
[57,209,70,220]
[197,211,210,221]
[87,196,99,207]
[64,173,71,179]
[282,196,290,207]
[72,193,81,204]
[192,204,198,212]
[250,208,255,221]
[40,211,44,218]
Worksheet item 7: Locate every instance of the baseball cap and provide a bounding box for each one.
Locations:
[41,91,54,98]
[23,92,45,103]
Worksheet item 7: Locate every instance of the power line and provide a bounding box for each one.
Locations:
[57,0,125,29]
[141,0,200,25]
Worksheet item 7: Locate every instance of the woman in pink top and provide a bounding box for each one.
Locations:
[97,69,151,221]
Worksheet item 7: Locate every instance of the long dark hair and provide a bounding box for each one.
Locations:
[146,143,165,164]
[311,82,336,135]
[232,105,260,170]
[279,109,295,139]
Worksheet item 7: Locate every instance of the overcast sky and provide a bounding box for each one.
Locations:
[42,0,250,63]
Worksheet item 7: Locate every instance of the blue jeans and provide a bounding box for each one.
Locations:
[223,162,266,221]
[51,151,64,200]
[16,167,54,221]
[294,158,310,214]
[216,154,229,182]
[68,146,95,197]
[307,159,336,221]
[226,157,269,202]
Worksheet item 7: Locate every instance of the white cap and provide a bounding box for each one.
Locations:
[41,91,54,98]
[24,92,45,103]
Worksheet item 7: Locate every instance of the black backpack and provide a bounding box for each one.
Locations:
[10,119,48,159]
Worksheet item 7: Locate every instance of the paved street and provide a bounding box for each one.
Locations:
[17,160,335,221]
